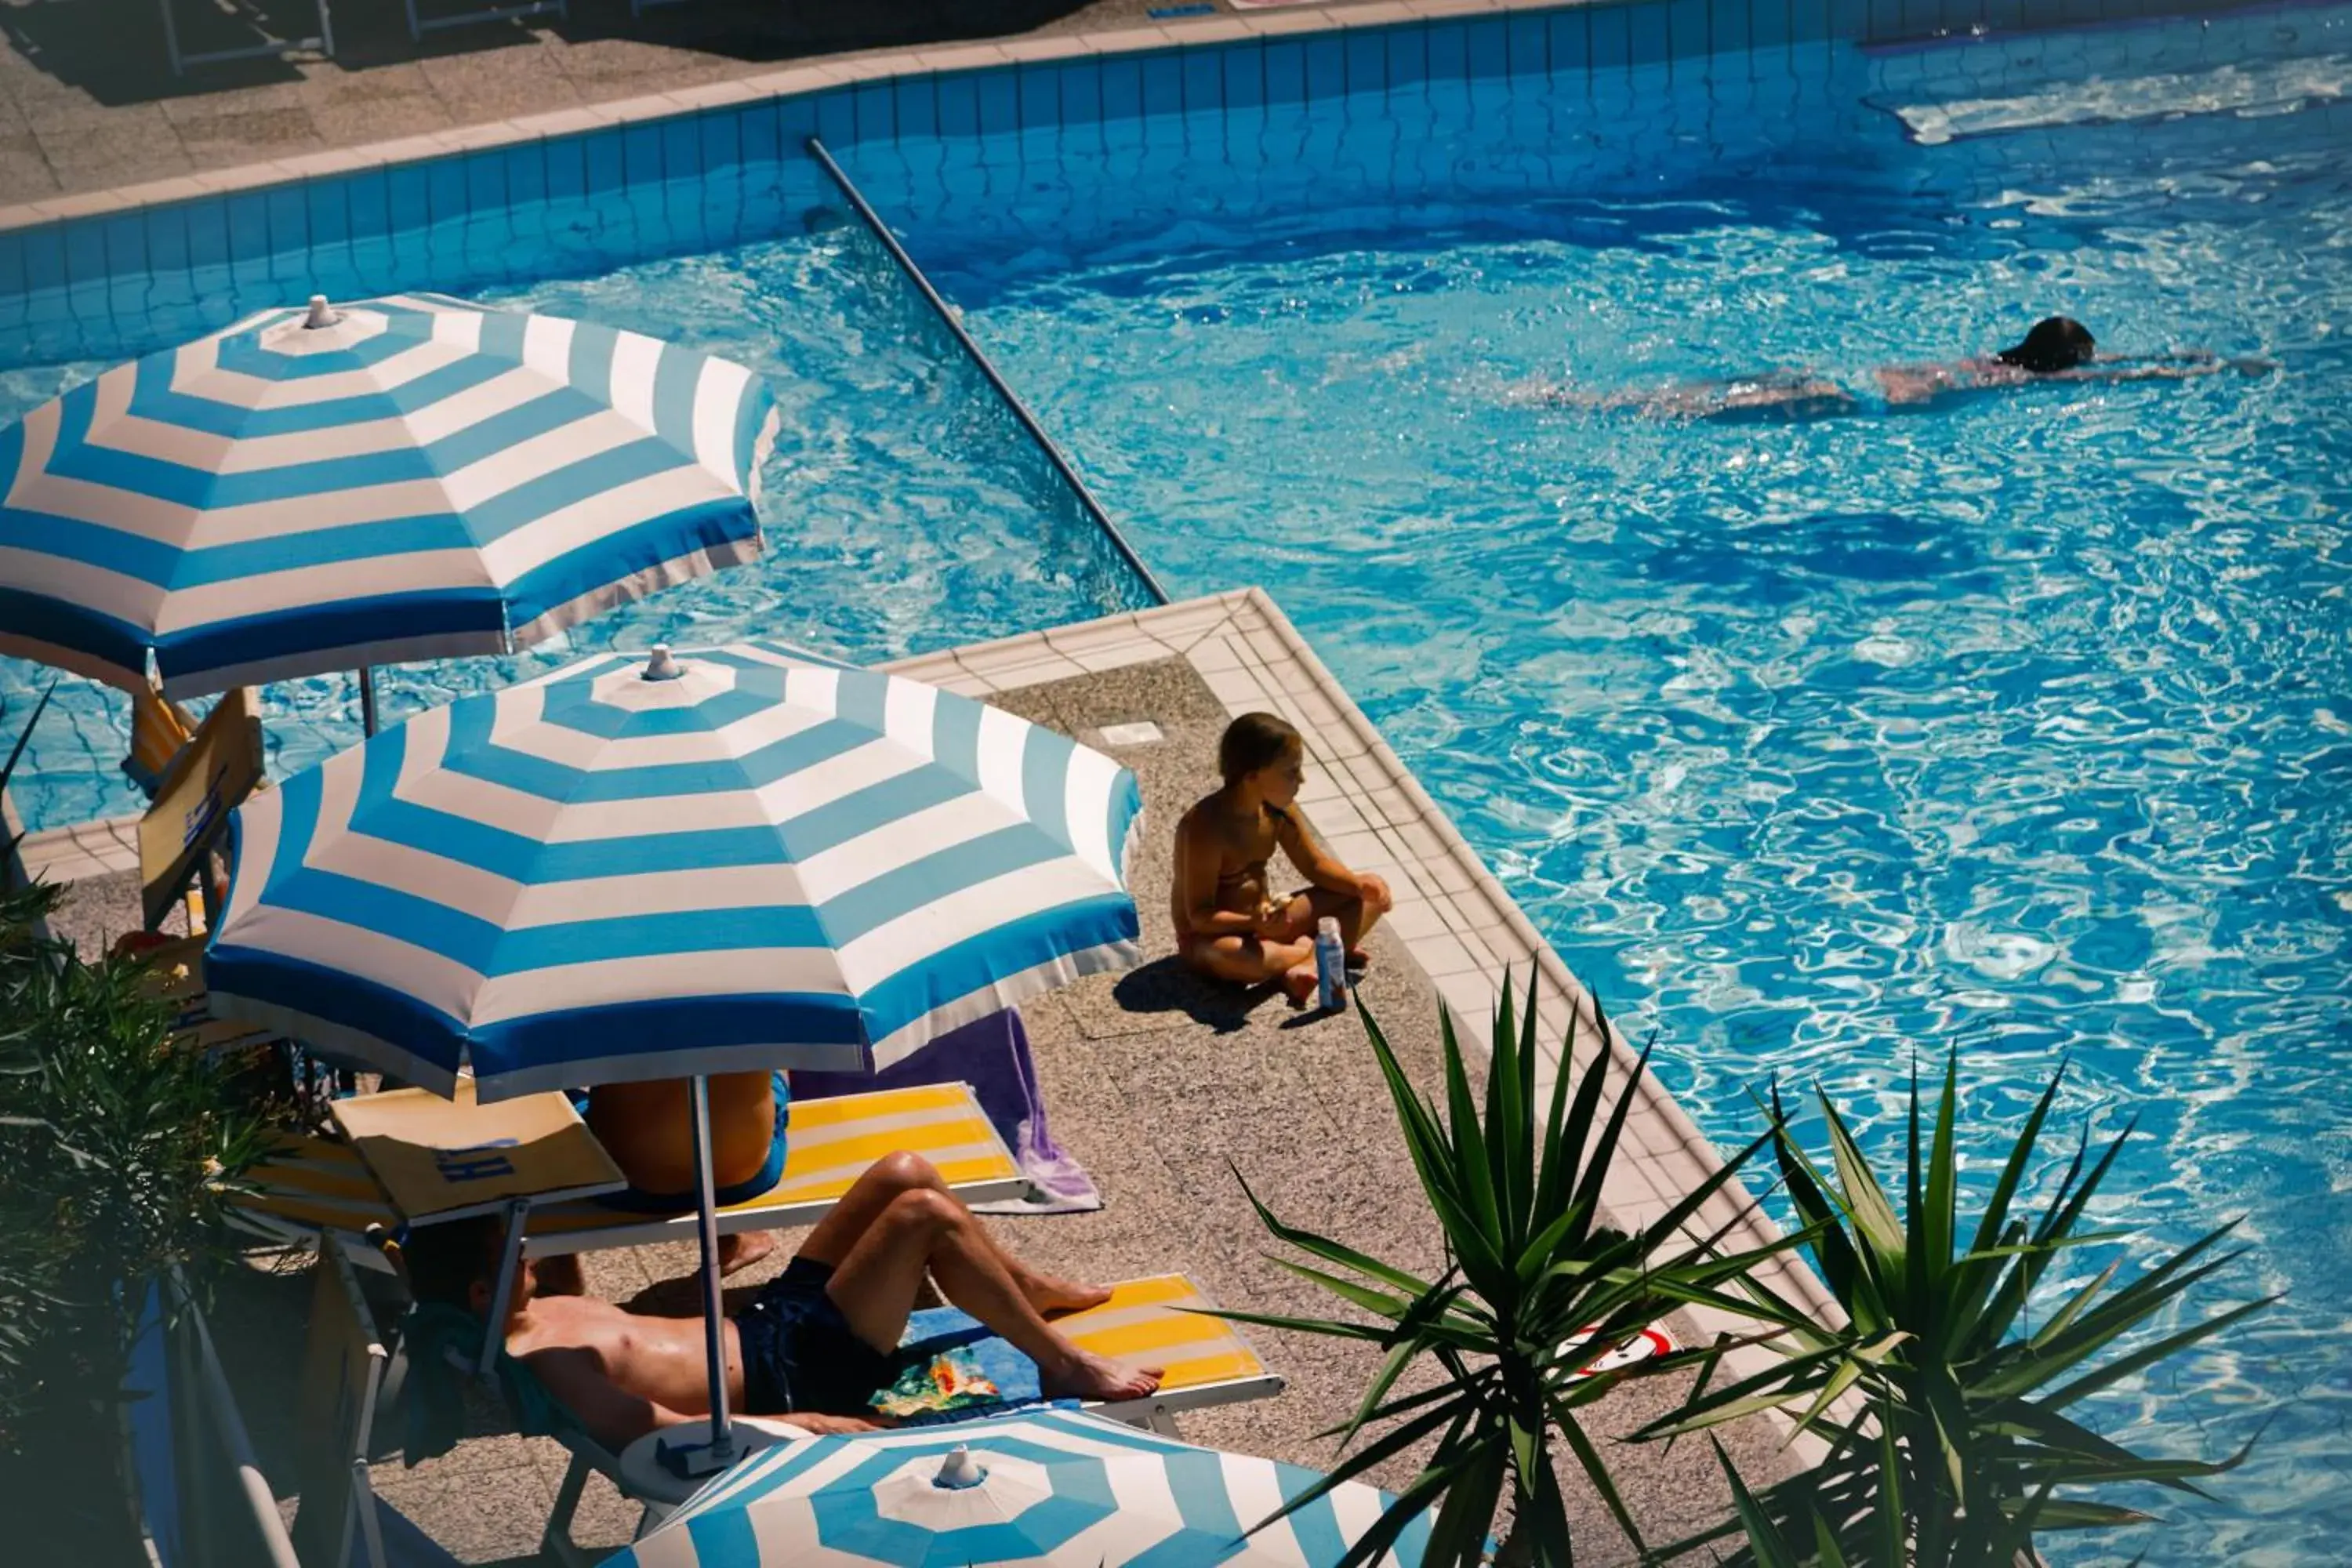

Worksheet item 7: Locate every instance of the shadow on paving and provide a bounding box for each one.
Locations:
[73,655,1798,1564]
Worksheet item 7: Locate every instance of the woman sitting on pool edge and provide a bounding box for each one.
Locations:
[1174,712,1392,1007]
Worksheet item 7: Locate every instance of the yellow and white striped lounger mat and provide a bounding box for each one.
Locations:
[1059,1274,1286,1428]
[523,1083,1027,1257]
[230,1083,1026,1261]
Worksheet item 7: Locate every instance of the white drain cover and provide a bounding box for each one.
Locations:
[1096,722,1163,747]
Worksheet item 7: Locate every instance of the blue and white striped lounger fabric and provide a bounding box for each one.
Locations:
[0,292,776,699]
[205,642,1145,1101]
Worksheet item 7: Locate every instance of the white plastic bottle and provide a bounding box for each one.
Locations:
[1315,916,1348,1012]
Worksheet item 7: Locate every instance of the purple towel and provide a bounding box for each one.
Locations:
[790,1010,1101,1215]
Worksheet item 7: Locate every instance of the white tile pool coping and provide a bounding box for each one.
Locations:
[884,589,1845,1376]
[0,0,1555,234]
[13,586,1841,1428]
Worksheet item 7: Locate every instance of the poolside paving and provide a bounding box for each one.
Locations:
[38,593,1809,1564]
[0,0,1403,205]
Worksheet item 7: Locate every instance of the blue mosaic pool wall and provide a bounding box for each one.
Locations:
[0,0,2314,370]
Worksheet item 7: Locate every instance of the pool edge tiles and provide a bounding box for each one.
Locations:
[0,0,2303,365]
[887,587,1851,1422]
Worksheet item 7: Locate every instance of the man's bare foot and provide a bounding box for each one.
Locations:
[1025,1273,1114,1317]
[718,1231,778,1276]
[1281,965,1320,1008]
[1041,1349,1163,1403]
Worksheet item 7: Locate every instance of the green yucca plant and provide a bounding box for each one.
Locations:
[1645,1055,2271,1565]
[1212,971,1820,1567]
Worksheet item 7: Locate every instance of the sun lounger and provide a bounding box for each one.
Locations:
[138,684,263,932]
[292,1243,466,1568]
[227,1081,1028,1269]
[383,1250,1283,1565]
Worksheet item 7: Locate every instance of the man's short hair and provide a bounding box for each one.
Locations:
[398,1215,506,1311]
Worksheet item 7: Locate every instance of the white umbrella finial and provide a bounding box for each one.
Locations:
[644,644,682,681]
[303,294,339,329]
[933,1446,987,1490]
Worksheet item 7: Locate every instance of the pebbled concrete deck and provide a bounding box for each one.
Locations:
[38,590,1818,1565]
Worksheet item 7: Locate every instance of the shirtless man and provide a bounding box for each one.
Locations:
[399,1150,1162,1449]
[1173,712,1392,1007]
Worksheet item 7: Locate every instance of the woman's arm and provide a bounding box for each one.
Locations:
[1272,808,1388,910]
[1174,811,1266,938]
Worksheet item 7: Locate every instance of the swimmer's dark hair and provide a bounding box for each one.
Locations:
[1218,712,1302,784]
[1997,317,2096,374]
[398,1215,506,1312]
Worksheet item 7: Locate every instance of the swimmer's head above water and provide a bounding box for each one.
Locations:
[1994,316,2096,374]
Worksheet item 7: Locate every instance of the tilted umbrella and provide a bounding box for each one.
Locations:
[206,641,1145,1465]
[599,1406,1436,1567]
[0,292,776,724]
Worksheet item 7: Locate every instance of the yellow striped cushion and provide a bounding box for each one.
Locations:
[231,1083,1021,1245]
[526,1082,1020,1239]
[233,1134,397,1232]
[1054,1275,1269,1396]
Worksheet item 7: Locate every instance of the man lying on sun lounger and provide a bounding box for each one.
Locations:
[400,1151,1162,1447]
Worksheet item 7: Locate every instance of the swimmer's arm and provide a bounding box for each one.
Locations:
[2058,352,2277,383]
[1174,812,1263,938]
[520,1346,691,1450]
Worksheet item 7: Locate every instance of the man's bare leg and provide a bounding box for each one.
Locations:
[821,1183,1161,1404]
[797,1152,1107,1316]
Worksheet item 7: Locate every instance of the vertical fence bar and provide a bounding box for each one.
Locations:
[804,134,1171,608]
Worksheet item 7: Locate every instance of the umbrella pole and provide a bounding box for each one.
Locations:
[358,665,379,738]
[689,1073,737,1467]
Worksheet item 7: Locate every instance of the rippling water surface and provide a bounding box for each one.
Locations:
[894,12,2350,1562]
[2,3,2347,1559]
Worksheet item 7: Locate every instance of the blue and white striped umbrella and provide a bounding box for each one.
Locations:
[204,641,1143,1098]
[0,293,777,699]
[602,1407,1433,1568]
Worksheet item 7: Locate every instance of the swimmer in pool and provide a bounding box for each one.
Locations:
[1523,317,2272,420]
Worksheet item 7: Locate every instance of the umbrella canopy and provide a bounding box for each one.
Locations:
[601,1407,1434,1568]
[205,641,1144,1098]
[0,293,777,699]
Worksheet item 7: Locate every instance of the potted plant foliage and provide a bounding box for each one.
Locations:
[0,694,275,1561]
[1214,972,1819,1567]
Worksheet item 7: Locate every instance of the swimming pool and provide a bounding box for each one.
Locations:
[2,2,2347,1559]
[848,9,2350,1559]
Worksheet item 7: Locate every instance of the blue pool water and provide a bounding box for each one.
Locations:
[866,11,2352,1559]
[2,5,2348,1560]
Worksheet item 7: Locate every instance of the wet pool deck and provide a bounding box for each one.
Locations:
[29,588,1832,1564]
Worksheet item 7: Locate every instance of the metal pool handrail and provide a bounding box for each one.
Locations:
[804,136,1171,608]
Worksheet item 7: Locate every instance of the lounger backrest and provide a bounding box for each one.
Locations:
[137,935,281,1056]
[139,685,263,931]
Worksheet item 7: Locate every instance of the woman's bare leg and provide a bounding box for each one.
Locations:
[1184,934,1321,1005]
[822,1187,1161,1403]
[796,1152,1105,1314]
